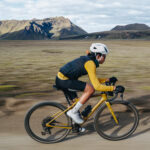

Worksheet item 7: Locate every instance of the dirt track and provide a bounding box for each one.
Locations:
[0,131,150,150]
[0,117,150,150]
[0,93,150,150]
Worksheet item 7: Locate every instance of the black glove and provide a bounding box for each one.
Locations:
[109,77,118,85]
[115,85,125,93]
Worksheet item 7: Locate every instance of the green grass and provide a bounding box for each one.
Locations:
[0,85,18,91]
[15,92,50,98]
[140,86,150,91]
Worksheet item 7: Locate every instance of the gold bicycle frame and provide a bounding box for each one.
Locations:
[46,93,119,129]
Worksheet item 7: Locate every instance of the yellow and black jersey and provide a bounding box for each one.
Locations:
[58,56,114,92]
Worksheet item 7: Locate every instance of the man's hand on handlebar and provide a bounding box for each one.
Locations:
[114,85,125,93]
[105,77,125,94]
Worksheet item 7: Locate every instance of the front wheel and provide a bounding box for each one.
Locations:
[24,102,71,143]
[94,100,139,141]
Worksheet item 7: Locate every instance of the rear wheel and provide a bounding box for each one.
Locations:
[24,102,71,143]
[94,100,139,141]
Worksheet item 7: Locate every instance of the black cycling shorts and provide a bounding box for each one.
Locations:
[56,77,86,91]
[55,77,86,100]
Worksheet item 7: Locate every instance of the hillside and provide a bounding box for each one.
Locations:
[61,23,150,40]
[60,30,150,40]
[0,17,87,40]
[111,23,150,31]
[0,20,150,40]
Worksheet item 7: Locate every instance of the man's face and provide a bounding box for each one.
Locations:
[97,54,106,64]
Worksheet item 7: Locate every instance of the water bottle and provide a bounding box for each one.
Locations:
[81,105,92,117]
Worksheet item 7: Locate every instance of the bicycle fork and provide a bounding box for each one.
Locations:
[105,101,119,125]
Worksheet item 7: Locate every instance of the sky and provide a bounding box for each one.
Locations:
[0,0,150,33]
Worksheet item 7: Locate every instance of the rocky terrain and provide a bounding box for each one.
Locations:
[0,17,87,40]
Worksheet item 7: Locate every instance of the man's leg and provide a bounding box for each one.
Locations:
[67,83,95,124]
[79,83,95,104]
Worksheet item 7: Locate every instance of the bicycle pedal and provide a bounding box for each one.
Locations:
[72,123,86,133]
[72,127,86,133]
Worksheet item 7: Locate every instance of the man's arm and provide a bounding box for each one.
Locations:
[98,78,108,83]
[84,60,114,92]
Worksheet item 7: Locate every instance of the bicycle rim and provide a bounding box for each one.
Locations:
[94,100,139,141]
[24,102,71,143]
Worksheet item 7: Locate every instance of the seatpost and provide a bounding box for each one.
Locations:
[63,91,71,105]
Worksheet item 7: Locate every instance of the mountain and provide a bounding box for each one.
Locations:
[111,23,150,31]
[0,17,87,40]
[60,23,150,40]
[1,20,150,40]
[60,30,150,40]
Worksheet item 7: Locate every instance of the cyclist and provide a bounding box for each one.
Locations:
[55,43,123,124]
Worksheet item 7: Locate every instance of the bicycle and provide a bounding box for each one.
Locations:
[24,82,139,144]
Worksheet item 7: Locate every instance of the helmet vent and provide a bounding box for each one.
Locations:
[104,47,108,53]
[93,47,97,49]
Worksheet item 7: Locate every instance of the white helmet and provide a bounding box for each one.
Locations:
[90,43,109,55]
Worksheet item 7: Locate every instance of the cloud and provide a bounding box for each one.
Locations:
[0,0,150,32]
[4,0,27,3]
[112,2,122,7]
[128,10,143,15]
